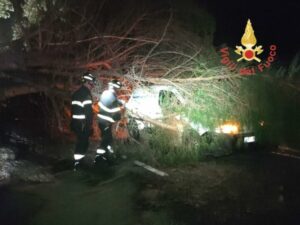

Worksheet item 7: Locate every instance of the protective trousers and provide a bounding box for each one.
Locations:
[98,119,113,150]
[71,121,91,155]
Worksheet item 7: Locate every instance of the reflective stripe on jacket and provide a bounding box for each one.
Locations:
[71,85,93,124]
[97,89,121,123]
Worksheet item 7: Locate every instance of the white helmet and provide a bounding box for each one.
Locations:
[108,79,122,89]
[81,72,96,83]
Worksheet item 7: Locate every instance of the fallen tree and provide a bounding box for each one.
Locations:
[1,0,298,145]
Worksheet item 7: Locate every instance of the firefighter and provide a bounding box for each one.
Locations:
[96,79,124,161]
[70,72,95,170]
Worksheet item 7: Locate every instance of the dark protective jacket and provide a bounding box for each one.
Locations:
[97,89,122,123]
[71,85,93,129]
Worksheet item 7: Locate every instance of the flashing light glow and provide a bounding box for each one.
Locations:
[215,123,239,134]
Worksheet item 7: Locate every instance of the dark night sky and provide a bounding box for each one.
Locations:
[200,0,300,62]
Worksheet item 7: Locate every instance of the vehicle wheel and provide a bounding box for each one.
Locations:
[127,118,140,140]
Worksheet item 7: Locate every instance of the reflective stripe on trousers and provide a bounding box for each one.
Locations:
[74,154,85,160]
[72,115,86,119]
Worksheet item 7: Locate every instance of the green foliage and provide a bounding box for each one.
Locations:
[129,127,237,166]
[0,0,49,23]
[3,0,59,40]
[287,53,300,80]
[22,0,47,25]
[238,75,300,147]
[143,71,300,166]
[0,0,14,19]
[275,53,300,80]
[12,23,23,40]
[153,48,300,156]
[147,127,200,166]
[186,81,243,129]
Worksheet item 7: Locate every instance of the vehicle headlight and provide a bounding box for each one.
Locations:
[215,123,239,135]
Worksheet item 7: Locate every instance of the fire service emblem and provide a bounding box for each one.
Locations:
[220,19,277,75]
[235,19,263,62]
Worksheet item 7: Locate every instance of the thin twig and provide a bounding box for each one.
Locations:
[140,9,173,77]
[47,35,158,46]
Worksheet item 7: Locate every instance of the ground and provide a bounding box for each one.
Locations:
[138,152,300,225]
[1,147,300,225]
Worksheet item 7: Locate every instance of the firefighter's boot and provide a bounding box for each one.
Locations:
[73,154,85,171]
[94,148,107,163]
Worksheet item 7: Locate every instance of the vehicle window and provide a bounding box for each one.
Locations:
[159,90,180,108]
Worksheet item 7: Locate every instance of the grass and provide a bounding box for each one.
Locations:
[147,128,199,165]
[117,126,238,167]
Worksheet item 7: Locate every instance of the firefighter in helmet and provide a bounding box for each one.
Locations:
[96,79,124,160]
[70,72,96,169]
